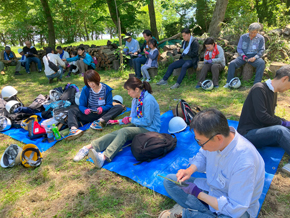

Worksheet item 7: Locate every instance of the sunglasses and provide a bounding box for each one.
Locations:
[195,133,220,147]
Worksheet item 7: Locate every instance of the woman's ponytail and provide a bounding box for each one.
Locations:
[142,81,153,94]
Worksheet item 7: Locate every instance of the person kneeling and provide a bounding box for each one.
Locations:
[65,70,113,140]
[73,77,161,169]
[160,109,265,218]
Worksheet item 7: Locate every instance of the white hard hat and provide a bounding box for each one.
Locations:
[168,117,187,134]
[201,80,214,91]
[229,77,241,89]
[49,90,62,102]
[75,92,81,106]
[1,86,18,100]
[0,116,12,131]
[18,48,23,53]
[5,100,22,114]
[113,95,123,104]
[1,144,23,168]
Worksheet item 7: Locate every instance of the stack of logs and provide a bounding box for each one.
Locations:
[159,44,182,64]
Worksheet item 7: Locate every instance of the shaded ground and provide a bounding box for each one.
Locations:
[0,66,289,217]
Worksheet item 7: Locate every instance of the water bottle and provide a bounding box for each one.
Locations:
[52,124,61,140]
[47,125,54,143]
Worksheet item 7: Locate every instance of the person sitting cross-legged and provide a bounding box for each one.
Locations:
[156,28,199,89]
[23,41,42,74]
[0,46,22,76]
[196,37,225,89]
[160,109,265,218]
[238,65,290,175]
[224,23,265,88]
[73,77,161,168]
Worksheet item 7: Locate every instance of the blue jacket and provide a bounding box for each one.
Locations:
[130,91,161,132]
[145,48,159,68]
[237,33,265,59]
[79,83,113,114]
[123,38,140,53]
[67,52,96,69]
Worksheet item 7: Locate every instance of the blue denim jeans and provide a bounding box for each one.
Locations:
[163,59,194,84]
[46,67,63,80]
[164,174,250,218]
[25,57,42,72]
[133,56,147,78]
[227,56,265,83]
[243,125,290,156]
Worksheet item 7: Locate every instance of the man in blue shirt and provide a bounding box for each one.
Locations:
[160,109,265,218]
[224,23,265,88]
[123,33,140,67]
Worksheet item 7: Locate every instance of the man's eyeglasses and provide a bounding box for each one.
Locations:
[195,133,220,147]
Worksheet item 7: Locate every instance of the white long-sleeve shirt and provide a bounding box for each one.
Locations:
[43,53,65,76]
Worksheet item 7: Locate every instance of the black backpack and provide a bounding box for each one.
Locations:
[60,87,76,105]
[131,132,177,164]
[173,99,201,125]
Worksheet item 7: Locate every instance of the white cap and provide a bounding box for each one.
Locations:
[18,48,23,53]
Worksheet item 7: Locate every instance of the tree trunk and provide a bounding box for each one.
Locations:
[208,0,229,37]
[148,0,159,40]
[106,0,126,33]
[196,0,208,31]
[84,18,90,41]
[287,0,290,15]
[40,0,56,49]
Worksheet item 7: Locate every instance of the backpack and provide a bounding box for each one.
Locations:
[28,94,49,111]
[6,113,32,128]
[59,87,76,105]
[131,132,177,164]
[173,99,201,125]
[28,120,46,139]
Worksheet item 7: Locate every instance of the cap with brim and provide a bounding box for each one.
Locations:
[124,35,131,40]
[18,48,23,53]
[5,46,10,50]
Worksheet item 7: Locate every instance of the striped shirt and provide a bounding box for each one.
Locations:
[88,84,106,111]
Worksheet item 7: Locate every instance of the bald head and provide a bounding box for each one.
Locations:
[25,41,31,48]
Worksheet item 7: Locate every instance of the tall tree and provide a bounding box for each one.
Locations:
[40,0,56,48]
[148,0,159,40]
[208,0,229,37]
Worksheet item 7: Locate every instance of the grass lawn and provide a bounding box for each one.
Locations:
[0,63,290,218]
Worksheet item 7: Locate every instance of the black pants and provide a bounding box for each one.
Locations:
[68,64,77,76]
[101,105,126,123]
[68,107,105,128]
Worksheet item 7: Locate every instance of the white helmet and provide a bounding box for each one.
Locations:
[75,92,81,106]
[201,80,214,91]
[229,77,241,89]
[49,90,62,102]
[5,100,22,114]
[168,117,187,134]
[0,116,12,131]
[1,86,18,100]
[113,95,123,104]
[1,144,23,168]
[18,48,23,53]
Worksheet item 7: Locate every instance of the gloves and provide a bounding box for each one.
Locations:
[145,51,149,55]
[122,117,131,125]
[207,59,212,64]
[84,109,91,115]
[181,182,202,198]
[107,120,119,125]
[138,54,142,58]
[242,55,248,61]
[97,107,103,115]
[282,121,290,127]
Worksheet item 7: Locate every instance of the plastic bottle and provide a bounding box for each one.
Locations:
[47,125,54,143]
[52,124,61,140]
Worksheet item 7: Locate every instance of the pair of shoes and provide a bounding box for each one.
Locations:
[195,85,201,89]
[88,149,105,168]
[1,71,5,75]
[156,79,168,85]
[90,120,103,130]
[158,204,183,218]
[170,83,180,89]
[223,83,229,88]
[48,78,53,84]
[27,71,31,74]
[214,85,219,88]
[282,162,290,175]
[73,146,89,162]
[65,129,84,141]
[146,78,151,82]
[14,72,22,76]
[57,78,63,82]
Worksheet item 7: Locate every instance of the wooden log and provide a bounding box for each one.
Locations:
[148,68,158,78]
[113,60,120,71]
[269,62,288,76]
[173,66,196,80]
[159,33,182,44]
[163,45,178,51]
[242,63,255,81]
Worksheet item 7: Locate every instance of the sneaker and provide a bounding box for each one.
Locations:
[27,71,31,74]
[223,83,229,88]
[65,129,84,141]
[88,149,105,168]
[66,75,71,78]
[282,162,290,175]
[48,78,53,84]
[141,78,145,82]
[90,120,103,131]
[170,83,180,89]
[0,71,5,75]
[158,204,183,218]
[214,85,219,88]
[195,85,201,89]
[38,69,42,73]
[81,73,84,77]
[146,78,151,82]
[156,79,168,85]
[57,78,63,82]
[14,72,22,76]
[73,146,89,162]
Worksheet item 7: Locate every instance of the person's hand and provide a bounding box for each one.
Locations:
[176,169,192,182]
[107,120,119,125]
[84,109,91,115]
[80,58,83,60]
[25,54,29,57]
[143,48,146,53]
[134,52,138,55]
[207,59,212,64]
[248,57,256,62]
[145,51,149,55]
[129,52,132,54]
[242,55,248,61]
[282,121,290,127]
[181,182,202,198]
[62,59,66,61]
[96,107,103,115]
[138,54,142,58]
[122,117,131,125]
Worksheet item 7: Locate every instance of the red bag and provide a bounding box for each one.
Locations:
[93,57,98,66]
[28,120,46,139]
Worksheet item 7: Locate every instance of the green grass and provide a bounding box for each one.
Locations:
[0,64,290,217]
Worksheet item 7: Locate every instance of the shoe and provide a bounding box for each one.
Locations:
[14,72,22,76]
[66,75,71,78]
[214,85,219,88]
[73,146,89,162]
[156,79,168,85]
[1,71,5,75]
[27,71,31,74]
[38,69,42,73]
[88,149,105,168]
[282,162,290,175]
[57,78,63,82]
[146,78,151,82]
[81,73,84,77]
[223,83,229,88]
[195,85,201,89]
[48,78,53,84]
[170,83,180,89]
[141,78,145,82]
[90,120,103,131]
[65,129,84,141]
[158,204,183,218]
